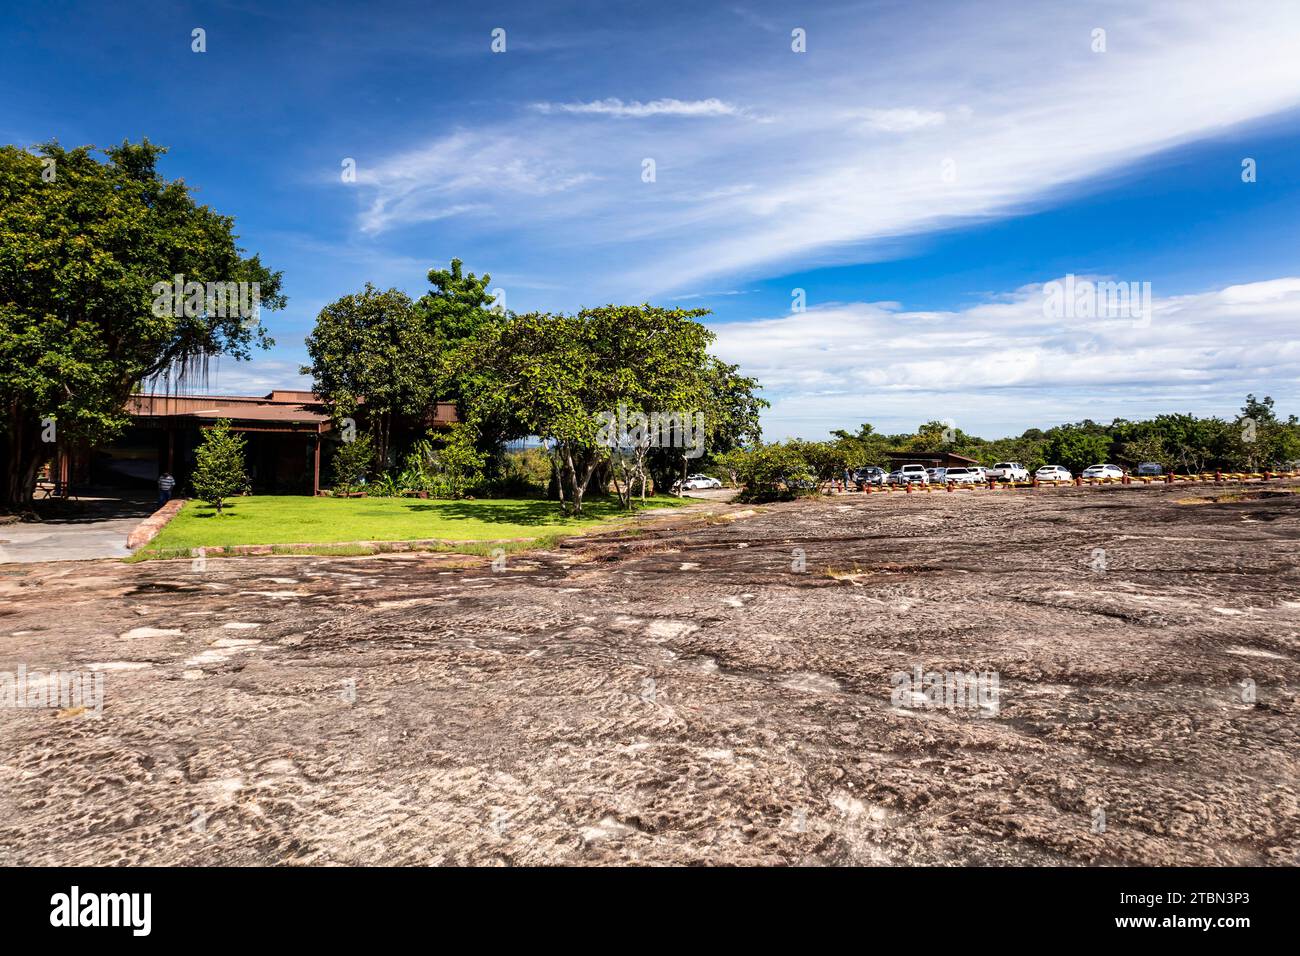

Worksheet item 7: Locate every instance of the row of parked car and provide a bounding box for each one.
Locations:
[674,461,1169,493]
[852,461,1143,488]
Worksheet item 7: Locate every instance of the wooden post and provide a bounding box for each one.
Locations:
[313,430,321,496]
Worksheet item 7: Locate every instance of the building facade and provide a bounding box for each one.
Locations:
[50,390,458,496]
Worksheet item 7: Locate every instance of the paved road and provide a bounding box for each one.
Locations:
[0,497,154,564]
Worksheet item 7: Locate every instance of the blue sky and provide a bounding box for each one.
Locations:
[4,0,1300,439]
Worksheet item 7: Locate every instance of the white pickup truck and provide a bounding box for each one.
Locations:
[889,464,930,485]
[988,461,1029,481]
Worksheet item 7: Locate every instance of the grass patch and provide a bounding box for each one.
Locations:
[131,494,686,560]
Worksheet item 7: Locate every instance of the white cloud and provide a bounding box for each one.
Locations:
[849,107,950,132]
[531,97,751,118]
[353,1,1300,296]
[356,131,596,234]
[711,277,1300,439]
[161,359,313,397]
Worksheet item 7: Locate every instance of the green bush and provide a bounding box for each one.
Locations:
[395,425,487,499]
[331,432,374,494]
[733,442,816,501]
[191,419,248,514]
[368,473,402,497]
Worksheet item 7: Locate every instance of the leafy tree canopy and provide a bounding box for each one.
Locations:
[0,140,283,508]
[302,283,433,471]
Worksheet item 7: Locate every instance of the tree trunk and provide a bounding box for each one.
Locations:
[561,444,602,516]
[611,461,627,509]
[1,406,45,511]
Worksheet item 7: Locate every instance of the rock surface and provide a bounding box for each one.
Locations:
[1,485,1297,865]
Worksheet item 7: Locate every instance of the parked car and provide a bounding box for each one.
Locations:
[988,462,1029,481]
[1137,461,1163,476]
[930,467,947,482]
[941,466,982,484]
[967,466,988,482]
[1035,465,1072,481]
[1081,464,1125,480]
[673,473,723,491]
[890,464,930,485]
[853,466,887,488]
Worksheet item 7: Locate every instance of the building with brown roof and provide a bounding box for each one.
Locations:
[58,390,457,496]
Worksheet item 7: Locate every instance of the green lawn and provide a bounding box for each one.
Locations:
[138,494,685,556]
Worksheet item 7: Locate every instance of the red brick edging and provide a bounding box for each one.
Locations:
[126,498,186,550]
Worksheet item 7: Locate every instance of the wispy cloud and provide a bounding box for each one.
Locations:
[354,1,1300,294]
[356,131,596,234]
[531,97,752,118]
[670,289,757,301]
[849,107,951,132]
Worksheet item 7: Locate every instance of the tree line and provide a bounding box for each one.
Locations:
[3,140,1288,513]
[0,139,766,514]
[301,265,769,514]
[723,394,1300,498]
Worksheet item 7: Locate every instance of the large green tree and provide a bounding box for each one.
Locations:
[302,284,434,473]
[416,258,516,463]
[417,258,499,347]
[1041,426,1112,475]
[592,305,713,507]
[0,141,283,508]
[463,305,717,514]
[646,357,767,495]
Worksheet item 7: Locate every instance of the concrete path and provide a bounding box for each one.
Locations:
[0,497,155,564]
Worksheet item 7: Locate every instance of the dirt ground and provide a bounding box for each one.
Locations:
[2,484,1298,866]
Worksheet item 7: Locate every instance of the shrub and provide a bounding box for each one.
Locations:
[399,426,487,499]
[191,419,248,514]
[733,442,816,501]
[368,473,402,497]
[331,432,374,494]
[475,447,550,497]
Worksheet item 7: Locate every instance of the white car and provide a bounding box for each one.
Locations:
[1035,465,1072,482]
[674,474,722,491]
[1081,464,1125,480]
[989,462,1029,481]
[890,464,930,485]
[940,466,982,484]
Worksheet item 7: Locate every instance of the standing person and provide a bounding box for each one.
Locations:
[157,471,176,508]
